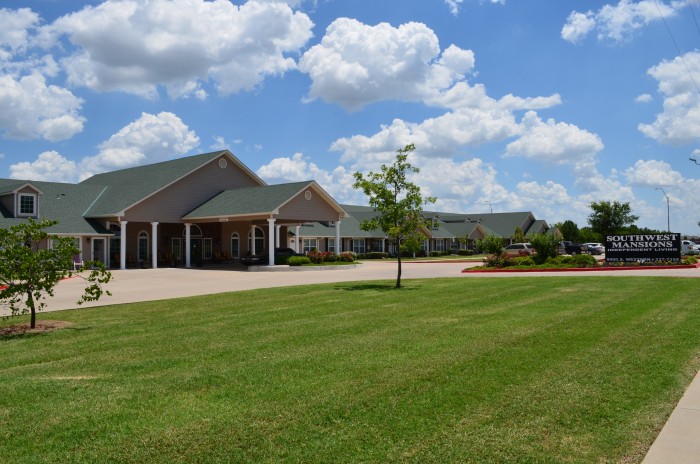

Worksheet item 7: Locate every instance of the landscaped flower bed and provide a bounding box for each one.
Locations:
[465,253,698,272]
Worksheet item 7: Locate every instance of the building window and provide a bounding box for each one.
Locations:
[435,240,446,252]
[303,238,317,254]
[421,240,429,255]
[138,231,149,262]
[231,233,240,259]
[328,238,335,253]
[172,238,182,261]
[353,239,366,254]
[18,194,36,216]
[248,227,265,253]
[203,238,212,260]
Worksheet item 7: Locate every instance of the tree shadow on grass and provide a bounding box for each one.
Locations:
[334,283,419,292]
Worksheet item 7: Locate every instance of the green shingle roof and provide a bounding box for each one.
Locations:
[0,180,110,235]
[80,151,232,216]
[183,181,312,219]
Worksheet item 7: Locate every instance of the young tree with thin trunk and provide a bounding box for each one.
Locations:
[353,144,436,288]
[0,219,112,328]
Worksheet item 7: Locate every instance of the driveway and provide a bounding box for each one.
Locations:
[2,260,699,316]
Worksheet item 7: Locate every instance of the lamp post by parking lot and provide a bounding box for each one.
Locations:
[656,187,670,232]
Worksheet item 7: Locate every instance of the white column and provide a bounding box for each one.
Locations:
[381,238,385,253]
[275,225,281,248]
[151,222,158,269]
[267,218,276,266]
[250,225,257,255]
[120,221,127,270]
[295,225,301,253]
[185,223,192,268]
[335,220,341,255]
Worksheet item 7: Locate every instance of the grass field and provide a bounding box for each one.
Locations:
[1,277,699,463]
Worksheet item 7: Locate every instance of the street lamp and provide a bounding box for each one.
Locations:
[656,187,670,232]
[485,200,493,214]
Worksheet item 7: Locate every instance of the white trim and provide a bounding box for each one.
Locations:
[17,192,37,216]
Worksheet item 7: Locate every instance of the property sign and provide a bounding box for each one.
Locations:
[605,234,681,263]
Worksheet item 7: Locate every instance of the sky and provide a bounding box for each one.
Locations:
[1,0,700,235]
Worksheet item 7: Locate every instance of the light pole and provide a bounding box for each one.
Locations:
[656,187,670,232]
[485,200,493,214]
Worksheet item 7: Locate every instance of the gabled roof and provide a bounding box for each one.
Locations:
[183,181,348,221]
[183,181,311,219]
[0,180,44,196]
[0,180,110,235]
[80,150,264,217]
[525,219,548,237]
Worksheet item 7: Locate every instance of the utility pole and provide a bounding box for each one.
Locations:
[656,187,670,232]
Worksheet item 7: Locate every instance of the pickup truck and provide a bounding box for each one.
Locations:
[559,241,587,255]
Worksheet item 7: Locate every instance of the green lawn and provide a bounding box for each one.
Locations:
[1,277,699,463]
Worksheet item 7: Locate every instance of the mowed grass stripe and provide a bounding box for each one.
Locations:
[0,277,698,463]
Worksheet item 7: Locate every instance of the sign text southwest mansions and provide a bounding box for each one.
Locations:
[605,234,681,263]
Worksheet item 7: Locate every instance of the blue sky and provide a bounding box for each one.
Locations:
[1,0,700,234]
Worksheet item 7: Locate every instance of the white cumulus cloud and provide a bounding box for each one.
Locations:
[79,112,200,178]
[0,73,84,141]
[639,51,700,145]
[9,151,78,183]
[505,111,604,164]
[562,0,684,43]
[623,159,684,186]
[42,0,313,99]
[0,7,40,59]
[10,112,200,182]
[299,18,474,110]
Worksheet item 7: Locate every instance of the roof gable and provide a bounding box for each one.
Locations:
[81,151,264,217]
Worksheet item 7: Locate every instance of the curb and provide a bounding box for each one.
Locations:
[462,262,700,273]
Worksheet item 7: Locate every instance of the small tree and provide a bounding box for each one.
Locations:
[353,144,436,288]
[512,226,526,244]
[0,219,112,329]
[476,235,505,256]
[555,220,580,242]
[529,233,559,264]
[400,231,423,258]
[588,201,639,239]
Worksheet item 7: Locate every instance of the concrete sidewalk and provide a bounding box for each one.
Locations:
[642,370,700,463]
[2,260,698,461]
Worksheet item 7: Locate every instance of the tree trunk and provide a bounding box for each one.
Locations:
[396,253,402,288]
[27,291,36,329]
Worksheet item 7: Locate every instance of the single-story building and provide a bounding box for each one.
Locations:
[1,151,559,267]
[0,151,348,269]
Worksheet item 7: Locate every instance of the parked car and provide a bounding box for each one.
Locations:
[241,247,305,266]
[559,241,587,255]
[583,243,604,255]
[681,240,700,256]
[504,243,534,256]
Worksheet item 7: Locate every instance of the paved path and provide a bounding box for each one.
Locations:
[2,260,699,462]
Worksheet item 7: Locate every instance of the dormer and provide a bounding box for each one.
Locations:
[0,183,43,218]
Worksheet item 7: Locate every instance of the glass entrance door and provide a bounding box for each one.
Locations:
[92,238,106,264]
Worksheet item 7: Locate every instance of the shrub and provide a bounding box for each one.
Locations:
[530,233,560,264]
[367,252,389,259]
[287,256,311,266]
[512,256,535,267]
[429,251,442,257]
[483,252,514,268]
[275,255,290,265]
[338,252,356,262]
[573,253,599,267]
[307,251,335,264]
[477,235,505,256]
[457,249,473,256]
[325,253,338,262]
